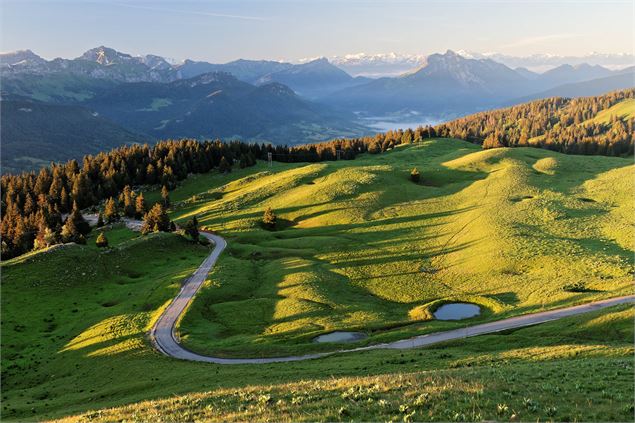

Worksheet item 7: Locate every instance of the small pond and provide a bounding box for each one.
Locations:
[314,331,368,343]
[434,303,481,320]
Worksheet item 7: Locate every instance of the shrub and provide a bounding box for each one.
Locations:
[410,167,421,183]
[95,232,109,248]
[263,207,277,229]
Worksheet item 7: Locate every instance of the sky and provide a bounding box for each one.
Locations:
[1,0,633,62]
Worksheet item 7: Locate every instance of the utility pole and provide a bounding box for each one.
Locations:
[267,152,272,168]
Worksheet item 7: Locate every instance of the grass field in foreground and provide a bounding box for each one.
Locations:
[3,236,633,423]
[158,138,634,357]
[54,305,634,422]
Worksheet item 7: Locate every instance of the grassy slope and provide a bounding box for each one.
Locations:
[161,138,634,357]
[589,98,635,124]
[2,139,633,421]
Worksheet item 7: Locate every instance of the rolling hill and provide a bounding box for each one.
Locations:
[2,139,633,421]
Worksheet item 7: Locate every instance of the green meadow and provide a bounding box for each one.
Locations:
[1,138,633,421]
[164,138,633,357]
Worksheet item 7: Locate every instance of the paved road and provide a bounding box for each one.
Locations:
[150,231,635,364]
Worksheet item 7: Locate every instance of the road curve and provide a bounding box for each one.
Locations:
[150,231,635,364]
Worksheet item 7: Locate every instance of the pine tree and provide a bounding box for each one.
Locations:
[122,185,136,217]
[60,187,70,212]
[135,193,147,219]
[69,201,91,235]
[96,213,105,227]
[142,203,171,234]
[95,232,109,248]
[262,207,277,229]
[103,197,119,223]
[218,156,231,173]
[182,216,200,241]
[61,216,80,243]
[161,186,170,207]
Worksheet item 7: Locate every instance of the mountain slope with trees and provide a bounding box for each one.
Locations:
[0,99,146,173]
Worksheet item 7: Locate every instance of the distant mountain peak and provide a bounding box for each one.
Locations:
[0,49,46,66]
[79,46,133,65]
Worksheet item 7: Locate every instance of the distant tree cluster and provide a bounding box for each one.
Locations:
[435,89,635,156]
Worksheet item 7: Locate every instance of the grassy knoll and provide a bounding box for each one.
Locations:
[157,138,634,357]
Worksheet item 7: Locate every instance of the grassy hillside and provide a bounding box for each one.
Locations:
[161,138,634,357]
[590,98,635,124]
[2,139,633,421]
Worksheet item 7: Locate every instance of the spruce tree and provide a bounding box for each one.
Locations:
[69,201,91,235]
[61,216,80,243]
[218,156,231,173]
[103,198,119,223]
[142,203,171,234]
[161,186,170,207]
[182,216,200,241]
[122,185,136,217]
[135,193,147,219]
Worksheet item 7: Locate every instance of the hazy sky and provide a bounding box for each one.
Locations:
[2,0,633,62]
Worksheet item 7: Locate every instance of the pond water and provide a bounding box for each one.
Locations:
[314,331,368,343]
[434,303,481,320]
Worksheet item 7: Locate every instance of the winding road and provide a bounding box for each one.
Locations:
[149,231,635,364]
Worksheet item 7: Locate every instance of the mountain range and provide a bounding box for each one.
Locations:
[325,50,633,115]
[1,45,633,172]
[325,51,634,77]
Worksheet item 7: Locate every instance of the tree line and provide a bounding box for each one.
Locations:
[2,89,633,259]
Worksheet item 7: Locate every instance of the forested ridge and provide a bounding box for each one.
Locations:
[435,88,634,155]
[2,89,633,259]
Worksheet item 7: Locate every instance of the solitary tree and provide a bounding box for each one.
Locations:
[262,207,277,229]
[142,203,171,234]
[95,232,109,248]
[410,167,421,183]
